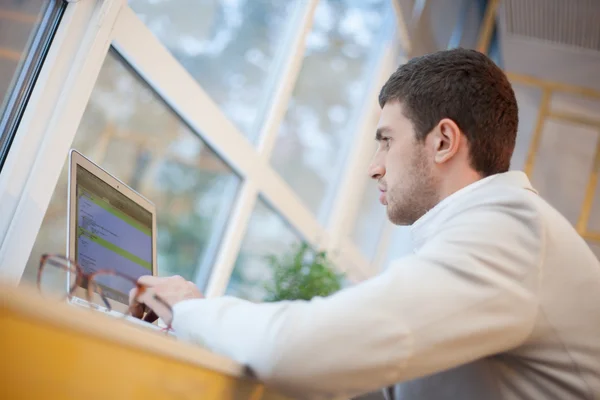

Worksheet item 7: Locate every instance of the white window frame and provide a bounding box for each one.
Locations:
[0,0,413,293]
[0,0,126,284]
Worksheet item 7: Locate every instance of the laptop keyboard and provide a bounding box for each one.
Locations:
[69,297,175,336]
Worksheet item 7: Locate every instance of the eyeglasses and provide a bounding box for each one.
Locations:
[37,254,172,331]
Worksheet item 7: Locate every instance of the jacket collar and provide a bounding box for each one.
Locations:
[409,171,536,250]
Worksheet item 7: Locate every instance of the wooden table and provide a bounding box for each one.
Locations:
[0,283,290,399]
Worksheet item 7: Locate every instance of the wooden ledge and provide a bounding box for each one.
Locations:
[0,282,291,399]
[0,282,246,377]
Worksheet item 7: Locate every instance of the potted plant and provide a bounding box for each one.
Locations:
[263,241,345,302]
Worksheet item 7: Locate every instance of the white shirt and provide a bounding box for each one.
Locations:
[172,171,600,399]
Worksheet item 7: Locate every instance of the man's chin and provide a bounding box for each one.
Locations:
[387,206,415,226]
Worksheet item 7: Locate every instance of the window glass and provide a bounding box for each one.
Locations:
[225,198,302,302]
[510,84,542,171]
[352,177,387,261]
[550,92,600,121]
[129,0,300,139]
[351,129,387,261]
[269,0,392,218]
[581,132,600,250]
[351,51,405,264]
[455,0,484,50]
[0,0,65,169]
[530,120,597,226]
[383,226,413,269]
[426,0,464,50]
[22,49,240,289]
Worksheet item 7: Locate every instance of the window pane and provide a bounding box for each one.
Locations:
[22,49,240,288]
[352,175,387,261]
[383,226,413,269]
[510,84,542,171]
[129,0,299,139]
[270,0,392,218]
[456,0,486,51]
[0,0,64,169]
[550,92,600,121]
[583,145,600,246]
[226,198,302,302]
[530,121,597,226]
[426,0,465,50]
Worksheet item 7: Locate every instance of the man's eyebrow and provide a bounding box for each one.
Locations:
[375,127,391,141]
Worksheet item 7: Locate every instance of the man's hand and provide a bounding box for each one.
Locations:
[129,275,203,325]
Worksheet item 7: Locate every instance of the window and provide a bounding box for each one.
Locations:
[270,0,393,218]
[427,0,465,50]
[548,94,600,259]
[352,177,387,261]
[226,198,302,302]
[383,226,413,268]
[0,0,65,170]
[129,0,300,140]
[510,83,600,260]
[5,0,600,309]
[4,0,409,295]
[510,84,542,171]
[530,121,597,226]
[22,49,240,287]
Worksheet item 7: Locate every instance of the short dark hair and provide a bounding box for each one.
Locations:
[379,48,518,177]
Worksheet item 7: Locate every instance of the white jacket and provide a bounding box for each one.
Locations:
[172,171,600,399]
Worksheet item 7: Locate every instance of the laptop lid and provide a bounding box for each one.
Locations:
[66,149,157,313]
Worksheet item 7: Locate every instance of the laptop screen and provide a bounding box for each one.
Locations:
[74,165,153,305]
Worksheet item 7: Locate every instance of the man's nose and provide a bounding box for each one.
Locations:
[368,160,385,180]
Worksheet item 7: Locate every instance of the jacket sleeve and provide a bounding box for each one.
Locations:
[171,195,543,399]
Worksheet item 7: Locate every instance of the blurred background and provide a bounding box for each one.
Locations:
[1,1,600,397]
[1,0,599,309]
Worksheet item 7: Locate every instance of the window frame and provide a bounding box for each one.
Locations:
[0,0,126,284]
[0,0,413,292]
[0,0,67,172]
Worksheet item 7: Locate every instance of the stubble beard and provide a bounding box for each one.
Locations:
[386,152,439,226]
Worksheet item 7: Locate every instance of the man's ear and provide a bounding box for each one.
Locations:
[432,118,461,164]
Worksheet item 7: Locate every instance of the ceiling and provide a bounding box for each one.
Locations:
[498,0,600,92]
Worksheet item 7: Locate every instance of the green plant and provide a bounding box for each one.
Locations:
[263,242,344,302]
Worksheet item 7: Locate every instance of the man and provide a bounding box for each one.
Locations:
[132,48,600,399]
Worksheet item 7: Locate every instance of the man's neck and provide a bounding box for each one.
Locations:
[437,169,484,204]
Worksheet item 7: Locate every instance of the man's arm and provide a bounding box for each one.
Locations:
[172,195,543,399]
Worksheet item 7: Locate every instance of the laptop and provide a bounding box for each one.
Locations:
[66,149,165,332]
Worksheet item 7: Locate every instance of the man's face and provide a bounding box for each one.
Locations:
[369,101,439,225]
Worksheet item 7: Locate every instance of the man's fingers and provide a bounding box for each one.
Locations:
[129,302,145,319]
[128,287,137,304]
[128,287,145,318]
[137,275,162,286]
[130,275,198,326]
[137,274,185,286]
